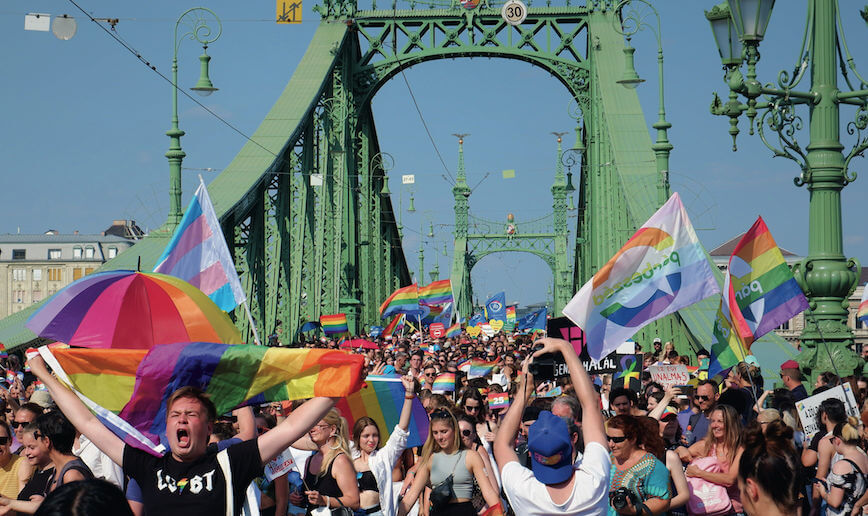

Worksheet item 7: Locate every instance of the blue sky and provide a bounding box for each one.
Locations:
[2,0,867,309]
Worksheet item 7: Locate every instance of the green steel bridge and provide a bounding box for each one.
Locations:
[0,0,794,359]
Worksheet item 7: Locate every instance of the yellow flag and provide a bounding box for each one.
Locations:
[277,0,302,24]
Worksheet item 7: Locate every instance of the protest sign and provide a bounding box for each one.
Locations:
[649,364,690,388]
[488,392,509,410]
[429,323,445,339]
[265,448,297,481]
[612,354,643,392]
[796,383,859,440]
[546,317,621,373]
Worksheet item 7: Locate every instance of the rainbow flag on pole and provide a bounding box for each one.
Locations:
[468,360,497,379]
[432,373,455,393]
[335,375,429,449]
[419,279,453,306]
[445,322,461,338]
[153,178,245,312]
[563,192,720,361]
[858,285,868,325]
[380,284,421,318]
[383,314,405,336]
[320,313,349,335]
[709,217,808,376]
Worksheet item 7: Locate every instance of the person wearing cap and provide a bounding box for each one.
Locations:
[780,360,808,401]
[494,338,610,514]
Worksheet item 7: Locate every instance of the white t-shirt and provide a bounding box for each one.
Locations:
[502,441,610,515]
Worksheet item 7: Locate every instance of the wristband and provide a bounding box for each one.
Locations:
[405,394,416,400]
[325,495,330,508]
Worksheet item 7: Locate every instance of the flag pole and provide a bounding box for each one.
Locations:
[242,300,262,345]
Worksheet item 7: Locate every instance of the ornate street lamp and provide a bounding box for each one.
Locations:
[614,0,672,206]
[165,8,222,230]
[707,0,864,376]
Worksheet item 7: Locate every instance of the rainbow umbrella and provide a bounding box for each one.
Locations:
[26,270,242,349]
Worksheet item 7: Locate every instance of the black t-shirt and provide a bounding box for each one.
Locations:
[123,439,262,515]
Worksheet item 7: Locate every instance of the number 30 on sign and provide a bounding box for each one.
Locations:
[501,0,527,26]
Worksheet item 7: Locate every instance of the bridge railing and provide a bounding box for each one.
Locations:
[312,0,606,17]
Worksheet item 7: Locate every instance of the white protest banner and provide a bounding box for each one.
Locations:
[648,364,690,388]
[795,383,859,440]
[264,448,297,481]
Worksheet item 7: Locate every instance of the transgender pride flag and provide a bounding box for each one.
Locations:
[563,193,720,361]
[153,179,245,312]
[859,285,868,325]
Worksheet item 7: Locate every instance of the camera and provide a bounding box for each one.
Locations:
[609,487,637,510]
[528,345,566,381]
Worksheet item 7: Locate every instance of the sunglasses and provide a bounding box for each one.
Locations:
[10,421,26,429]
[465,405,479,412]
[606,435,628,443]
[0,437,9,445]
[461,429,472,437]
[430,409,452,419]
[695,395,711,401]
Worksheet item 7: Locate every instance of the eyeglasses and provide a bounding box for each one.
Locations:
[695,395,711,401]
[0,437,10,445]
[3,409,11,414]
[430,409,451,419]
[606,435,628,443]
[461,429,472,437]
[10,421,26,429]
[464,405,480,412]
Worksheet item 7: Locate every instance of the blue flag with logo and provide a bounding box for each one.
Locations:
[484,292,507,322]
[517,308,547,331]
[468,313,486,327]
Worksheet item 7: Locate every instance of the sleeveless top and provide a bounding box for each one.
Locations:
[18,467,54,501]
[52,457,93,490]
[304,451,345,512]
[826,458,868,516]
[430,450,473,500]
[357,470,378,492]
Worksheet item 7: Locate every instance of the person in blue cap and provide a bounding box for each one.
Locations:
[494,337,610,514]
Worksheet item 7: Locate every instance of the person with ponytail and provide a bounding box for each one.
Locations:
[815,416,868,516]
[737,420,803,516]
[290,408,361,515]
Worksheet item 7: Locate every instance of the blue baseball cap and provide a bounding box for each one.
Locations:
[527,411,573,485]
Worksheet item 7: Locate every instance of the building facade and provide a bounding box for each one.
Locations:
[0,223,140,317]
[709,235,868,352]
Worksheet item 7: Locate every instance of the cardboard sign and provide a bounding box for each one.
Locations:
[612,354,643,392]
[264,448,297,481]
[429,323,445,339]
[649,364,690,388]
[546,317,621,373]
[796,383,860,440]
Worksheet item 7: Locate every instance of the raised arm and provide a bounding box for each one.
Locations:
[397,375,416,432]
[27,355,125,465]
[533,337,606,448]
[258,397,336,465]
[233,406,256,441]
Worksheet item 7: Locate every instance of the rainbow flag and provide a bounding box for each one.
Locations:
[457,358,471,372]
[320,313,349,335]
[153,178,245,312]
[45,344,365,451]
[709,217,808,376]
[419,279,453,306]
[468,360,497,379]
[445,322,461,338]
[383,314,404,336]
[335,375,429,449]
[421,304,450,325]
[488,392,509,410]
[506,305,516,324]
[380,284,421,318]
[563,193,720,361]
[858,284,868,325]
[432,373,455,392]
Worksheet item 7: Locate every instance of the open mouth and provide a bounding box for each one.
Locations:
[177,428,190,448]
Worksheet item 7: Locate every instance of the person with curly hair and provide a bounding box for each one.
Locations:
[606,415,671,516]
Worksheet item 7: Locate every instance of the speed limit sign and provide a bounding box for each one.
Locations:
[501,0,527,26]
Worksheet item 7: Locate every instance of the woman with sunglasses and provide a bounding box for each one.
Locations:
[456,414,499,512]
[815,417,868,516]
[398,408,501,516]
[0,419,30,499]
[459,389,496,456]
[350,375,416,516]
[606,415,671,516]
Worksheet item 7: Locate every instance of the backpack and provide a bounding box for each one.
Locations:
[686,456,732,516]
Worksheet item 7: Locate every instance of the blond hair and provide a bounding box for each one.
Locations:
[318,408,352,478]
[833,416,862,445]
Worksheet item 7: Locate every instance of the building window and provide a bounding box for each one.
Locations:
[777,319,791,331]
[47,249,61,260]
[73,247,82,259]
[12,269,25,281]
[73,268,83,281]
[107,247,118,259]
[12,250,25,260]
[47,288,57,297]
[85,247,94,259]
[14,290,25,304]
[48,268,61,282]
[32,291,42,302]
[84,267,95,276]
[32,269,42,281]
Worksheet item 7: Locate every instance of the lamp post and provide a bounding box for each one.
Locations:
[706,0,863,375]
[613,0,673,206]
[165,8,222,230]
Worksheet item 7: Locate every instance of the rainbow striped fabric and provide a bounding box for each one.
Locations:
[45,344,365,450]
[380,284,421,318]
[506,305,516,323]
[859,284,868,325]
[335,375,429,449]
[445,322,461,338]
[419,280,453,306]
[468,360,497,379]
[563,193,720,361]
[320,313,349,335]
[153,179,246,312]
[431,373,455,392]
[709,217,808,376]
[383,314,404,336]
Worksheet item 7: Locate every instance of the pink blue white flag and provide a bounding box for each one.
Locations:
[153,179,245,312]
[563,193,720,361]
[859,284,868,325]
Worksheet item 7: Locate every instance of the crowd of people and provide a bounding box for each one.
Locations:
[0,333,866,515]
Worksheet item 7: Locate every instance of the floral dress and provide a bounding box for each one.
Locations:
[608,452,671,516]
[826,458,867,516]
